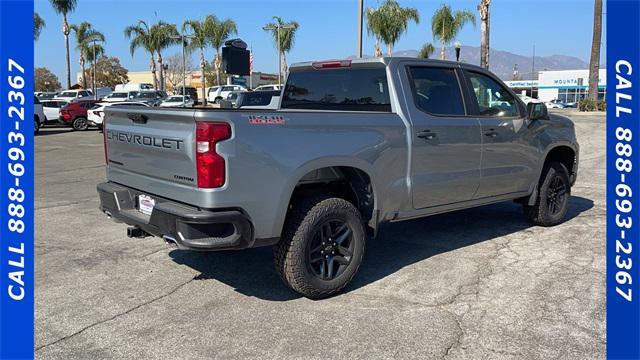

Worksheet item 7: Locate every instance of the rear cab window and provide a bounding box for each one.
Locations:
[282,66,391,112]
[407,66,465,116]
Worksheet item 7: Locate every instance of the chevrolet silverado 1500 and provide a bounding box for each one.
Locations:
[98,58,579,299]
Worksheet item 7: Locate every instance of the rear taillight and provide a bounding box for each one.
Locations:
[102,116,108,164]
[195,121,231,188]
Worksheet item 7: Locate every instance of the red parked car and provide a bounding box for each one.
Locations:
[59,100,99,131]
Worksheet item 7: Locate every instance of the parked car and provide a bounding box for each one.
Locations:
[54,89,93,102]
[132,91,164,106]
[98,57,579,299]
[207,85,246,103]
[88,101,151,128]
[41,100,68,124]
[174,86,199,105]
[224,91,244,107]
[102,91,139,103]
[34,96,46,134]
[516,94,541,105]
[59,100,99,130]
[114,83,154,92]
[160,95,194,108]
[236,90,280,109]
[253,84,281,91]
[545,99,566,109]
[94,87,113,100]
[35,91,58,100]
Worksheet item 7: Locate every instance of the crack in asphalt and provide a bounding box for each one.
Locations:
[36,198,97,211]
[35,275,198,353]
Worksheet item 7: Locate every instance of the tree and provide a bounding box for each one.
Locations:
[478,0,490,69]
[418,43,435,59]
[164,53,195,91]
[588,0,602,101]
[150,21,180,91]
[366,0,419,56]
[70,22,105,89]
[431,4,476,60]
[35,67,61,92]
[85,56,129,88]
[49,0,78,89]
[209,17,238,86]
[34,12,45,41]
[125,20,158,89]
[264,16,298,75]
[184,16,215,104]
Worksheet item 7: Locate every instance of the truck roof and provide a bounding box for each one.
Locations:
[289,57,488,73]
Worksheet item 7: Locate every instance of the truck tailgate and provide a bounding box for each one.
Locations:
[104,108,198,188]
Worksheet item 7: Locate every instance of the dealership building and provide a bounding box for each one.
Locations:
[505,69,607,103]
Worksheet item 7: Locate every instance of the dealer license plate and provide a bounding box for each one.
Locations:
[138,194,155,216]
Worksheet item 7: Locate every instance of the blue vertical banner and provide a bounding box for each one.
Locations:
[607,0,640,359]
[0,0,35,359]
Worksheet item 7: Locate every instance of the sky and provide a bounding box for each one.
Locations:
[34,0,606,83]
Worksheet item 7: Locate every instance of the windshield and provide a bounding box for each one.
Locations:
[167,97,183,102]
[109,92,127,98]
[135,92,157,99]
[59,92,76,97]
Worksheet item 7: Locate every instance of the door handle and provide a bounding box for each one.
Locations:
[417,130,436,140]
[484,129,498,137]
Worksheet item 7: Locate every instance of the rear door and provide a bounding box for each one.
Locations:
[461,70,538,198]
[401,63,482,209]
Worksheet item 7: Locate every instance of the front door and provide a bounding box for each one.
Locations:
[462,70,538,198]
[403,65,483,209]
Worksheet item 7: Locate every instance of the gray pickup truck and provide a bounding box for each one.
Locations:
[97,58,579,299]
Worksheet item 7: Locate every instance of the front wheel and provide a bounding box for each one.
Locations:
[72,117,89,131]
[524,162,571,226]
[274,196,366,299]
[34,118,40,135]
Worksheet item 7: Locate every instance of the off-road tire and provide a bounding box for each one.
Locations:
[524,161,571,226]
[72,117,89,131]
[274,196,366,299]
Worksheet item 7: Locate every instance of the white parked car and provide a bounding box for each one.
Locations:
[253,84,282,91]
[102,91,139,103]
[160,95,194,108]
[114,83,154,91]
[87,101,150,128]
[54,89,93,102]
[34,96,46,134]
[545,99,566,109]
[41,99,69,123]
[207,85,247,103]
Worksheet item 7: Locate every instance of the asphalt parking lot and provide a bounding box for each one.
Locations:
[35,111,605,359]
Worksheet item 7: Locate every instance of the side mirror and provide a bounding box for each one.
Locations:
[527,102,549,120]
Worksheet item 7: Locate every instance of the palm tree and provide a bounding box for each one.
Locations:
[184,16,215,105]
[150,22,180,91]
[263,16,299,76]
[209,17,238,86]
[34,12,45,41]
[418,43,435,59]
[366,0,419,56]
[70,22,105,89]
[431,4,476,60]
[588,0,602,101]
[125,20,158,89]
[49,0,78,89]
[478,0,491,69]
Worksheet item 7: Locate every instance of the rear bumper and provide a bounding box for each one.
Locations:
[97,182,256,251]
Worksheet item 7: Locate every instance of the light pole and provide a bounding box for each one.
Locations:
[357,0,363,58]
[454,41,462,62]
[263,23,296,85]
[170,33,195,107]
[92,39,104,100]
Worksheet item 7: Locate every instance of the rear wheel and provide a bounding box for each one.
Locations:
[274,196,366,299]
[524,162,571,226]
[72,117,89,131]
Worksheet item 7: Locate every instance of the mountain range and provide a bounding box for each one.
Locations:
[353,46,589,80]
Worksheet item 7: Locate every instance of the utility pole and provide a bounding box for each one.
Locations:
[263,23,296,85]
[171,33,195,106]
[357,0,363,58]
[531,45,535,98]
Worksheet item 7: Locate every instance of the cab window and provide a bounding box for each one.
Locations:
[407,67,465,116]
[465,71,520,117]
